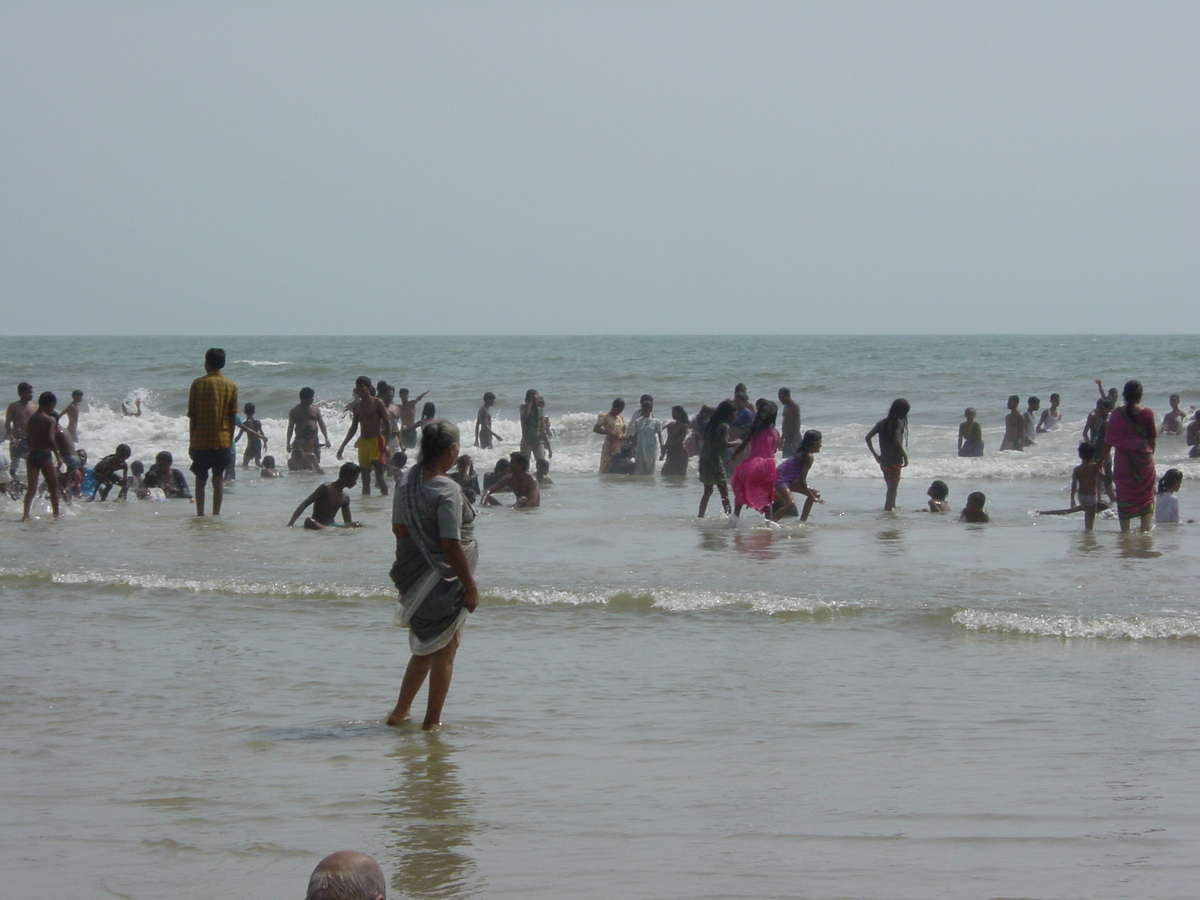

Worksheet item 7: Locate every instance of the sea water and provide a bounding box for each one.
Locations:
[1,334,1199,899]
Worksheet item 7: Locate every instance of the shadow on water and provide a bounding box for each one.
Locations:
[875,525,905,555]
[383,736,480,900]
[1115,531,1162,560]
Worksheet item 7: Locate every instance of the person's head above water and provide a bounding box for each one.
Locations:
[928,480,949,501]
[305,850,386,900]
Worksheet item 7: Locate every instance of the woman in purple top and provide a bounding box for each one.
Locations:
[773,430,823,521]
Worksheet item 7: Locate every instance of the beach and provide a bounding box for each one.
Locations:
[2,334,1199,899]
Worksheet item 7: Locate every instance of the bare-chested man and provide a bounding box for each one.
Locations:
[337,377,391,496]
[396,387,429,450]
[378,382,402,456]
[778,387,801,457]
[287,462,362,529]
[5,382,36,477]
[22,391,62,520]
[287,387,331,462]
[999,394,1027,451]
[479,452,540,508]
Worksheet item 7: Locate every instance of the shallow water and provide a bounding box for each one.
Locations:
[2,335,1199,898]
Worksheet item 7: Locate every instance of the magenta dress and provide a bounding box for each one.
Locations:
[731,428,779,512]
[1104,406,1157,519]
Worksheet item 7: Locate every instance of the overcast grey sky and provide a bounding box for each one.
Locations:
[1,2,1196,335]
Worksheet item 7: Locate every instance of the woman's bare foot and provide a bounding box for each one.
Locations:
[385,708,410,727]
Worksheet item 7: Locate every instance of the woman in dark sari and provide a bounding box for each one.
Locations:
[386,421,479,730]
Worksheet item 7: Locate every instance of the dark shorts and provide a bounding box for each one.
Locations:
[190,447,232,478]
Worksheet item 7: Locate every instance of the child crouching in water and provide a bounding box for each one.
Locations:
[1155,469,1192,524]
[924,480,951,512]
[960,491,989,523]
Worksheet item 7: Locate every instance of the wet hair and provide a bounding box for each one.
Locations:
[1007,394,1020,406]
[509,451,529,471]
[964,407,976,417]
[72,390,83,399]
[928,480,949,501]
[1122,379,1143,410]
[338,462,361,481]
[391,451,407,469]
[525,389,539,404]
[639,394,653,405]
[1077,442,1096,460]
[354,375,371,388]
[493,457,510,473]
[741,400,778,446]
[18,382,32,394]
[734,383,747,395]
[671,405,688,423]
[456,454,472,466]
[705,400,736,441]
[130,460,145,475]
[300,386,315,399]
[1170,394,1180,403]
[204,348,226,370]
[244,402,255,414]
[483,391,495,402]
[418,420,459,468]
[156,450,173,464]
[1028,396,1040,407]
[880,398,910,445]
[38,391,56,407]
[778,387,791,400]
[306,852,386,900]
[611,397,625,410]
[966,491,986,508]
[1159,468,1183,494]
[1050,393,1060,403]
[798,429,822,453]
[421,401,436,419]
[116,443,131,457]
[398,388,410,396]
[261,455,276,468]
[376,380,390,396]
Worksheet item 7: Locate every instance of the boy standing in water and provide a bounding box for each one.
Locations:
[1022,397,1040,447]
[778,387,801,457]
[238,402,267,468]
[1000,395,1026,451]
[1037,393,1062,433]
[22,391,62,521]
[475,392,498,449]
[63,390,84,441]
[337,377,391,496]
[187,347,238,516]
[287,462,363,529]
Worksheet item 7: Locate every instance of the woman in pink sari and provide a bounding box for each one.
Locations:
[1103,379,1157,532]
[730,401,779,517]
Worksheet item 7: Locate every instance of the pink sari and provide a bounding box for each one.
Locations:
[1105,406,1156,519]
[731,428,779,513]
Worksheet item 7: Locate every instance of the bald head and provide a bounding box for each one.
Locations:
[306,851,385,900]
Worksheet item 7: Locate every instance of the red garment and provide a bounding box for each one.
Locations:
[1105,406,1156,518]
[731,428,779,512]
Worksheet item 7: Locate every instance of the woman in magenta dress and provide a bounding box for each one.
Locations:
[730,401,779,517]
[1103,379,1157,532]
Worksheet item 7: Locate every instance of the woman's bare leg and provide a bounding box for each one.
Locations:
[717,483,731,514]
[422,635,459,730]
[698,484,713,517]
[387,653,433,725]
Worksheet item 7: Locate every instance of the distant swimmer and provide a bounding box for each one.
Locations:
[288,462,363,529]
[1035,442,1106,531]
[480,451,539,508]
[1037,393,1062,433]
[22,391,62,521]
[1161,394,1189,436]
[865,398,909,511]
[959,491,989,523]
[474,392,498,449]
[999,395,1026,451]
[122,395,142,417]
[777,387,801,457]
[396,387,429,449]
[1022,397,1040,447]
[337,377,391,497]
[259,455,283,478]
[957,407,984,457]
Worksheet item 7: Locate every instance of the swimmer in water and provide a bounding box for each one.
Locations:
[287,462,363,529]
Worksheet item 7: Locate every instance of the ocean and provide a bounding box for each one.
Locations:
[2,334,1199,899]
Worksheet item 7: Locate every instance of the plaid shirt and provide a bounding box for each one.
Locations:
[188,372,238,451]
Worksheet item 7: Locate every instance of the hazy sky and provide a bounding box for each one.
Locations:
[1,2,1196,335]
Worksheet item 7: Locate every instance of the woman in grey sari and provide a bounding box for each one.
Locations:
[386,421,479,730]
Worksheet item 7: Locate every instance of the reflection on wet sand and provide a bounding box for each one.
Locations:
[383,736,479,900]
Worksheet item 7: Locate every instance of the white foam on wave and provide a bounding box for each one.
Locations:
[953,608,1200,640]
[490,586,872,615]
[235,360,293,367]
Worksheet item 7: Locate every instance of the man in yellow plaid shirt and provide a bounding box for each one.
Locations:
[187,348,238,516]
